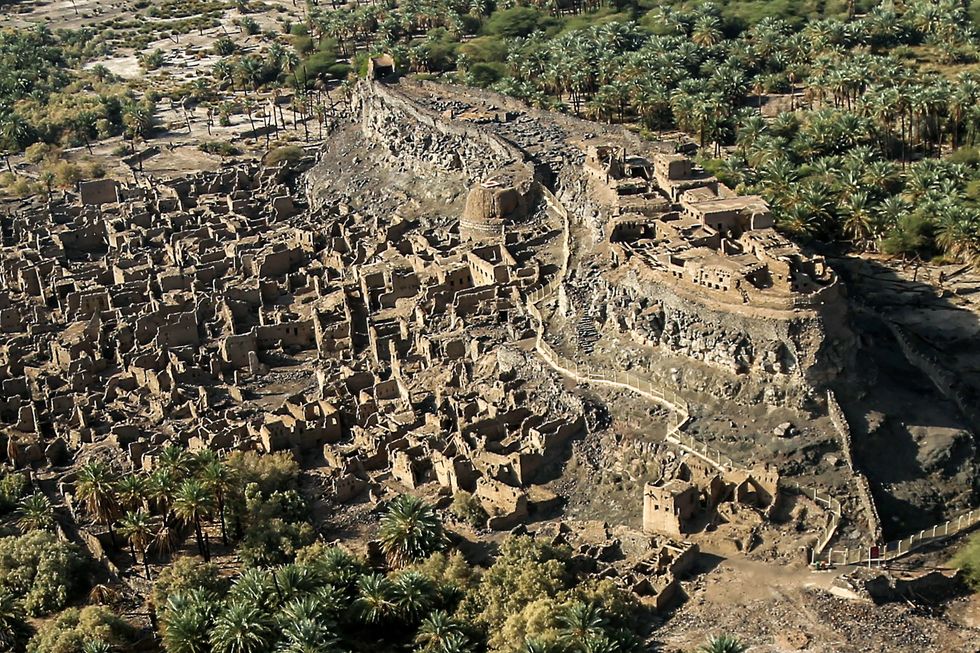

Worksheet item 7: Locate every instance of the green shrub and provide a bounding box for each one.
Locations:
[881,213,934,257]
[948,146,980,167]
[0,467,28,514]
[326,62,352,79]
[239,16,260,35]
[951,531,980,590]
[226,450,299,494]
[26,606,134,653]
[262,144,303,168]
[24,143,56,165]
[468,62,505,87]
[151,556,228,609]
[0,531,88,616]
[141,49,165,70]
[450,492,488,528]
[236,486,315,567]
[484,7,557,38]
[459,36,509,64]
[199,140,242,156]
[293,51,339,86]
[213,36,237,56]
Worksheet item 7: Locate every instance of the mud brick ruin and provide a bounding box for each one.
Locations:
[0,75,916,608]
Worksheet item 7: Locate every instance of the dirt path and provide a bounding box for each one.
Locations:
[656,553,978,653]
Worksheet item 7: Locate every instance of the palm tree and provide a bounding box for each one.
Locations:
[935,206,980,261]
[0,114,32,152]
[391,570,435,622]
[159,445,193,478]
[434,633,473,653]
[161,589,217,653]
[210,600,274,653]
[150,467,178,522]
[378,495,446,568]
[631,80,670,133]
[948,75,977,149]
[579,635,619,653]
[523,638,553,653]
[237,56,265,95]
[76,460,120,544]
[585,86,618,123]
[862,159,899,194]
[116,474,148,513]
[119,509,155,578]
[199,460,235,545]
[122,101,154,151]
[277,596,342,653]
[699,635,748,653]
[311,546,364,594]
[416,609,465,652]
[16,493,54,532]
[279,595,331,625]
[354,573,395,624]
[737,114,767,151]
[278,618,342,653]
[691,15,722,47]
[173,479,216,561]
[840,191,875,246]
[273,564,318,602]
[213,59,235,90]
[558,602,607,649]
[874,195,909,233]
[0,589,30,651]
[228,568,275,609]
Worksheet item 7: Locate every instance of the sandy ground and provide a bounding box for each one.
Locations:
[655,553,978,653]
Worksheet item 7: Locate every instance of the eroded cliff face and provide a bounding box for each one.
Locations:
[628,279,850,403]
[558,182,856,408]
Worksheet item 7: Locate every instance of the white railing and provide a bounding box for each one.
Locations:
[819,508,980,567]
[524,189,851,559]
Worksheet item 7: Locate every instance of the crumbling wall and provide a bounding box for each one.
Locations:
[827,389,883,543]
[886,319,980,430]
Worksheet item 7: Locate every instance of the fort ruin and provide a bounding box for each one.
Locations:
[1,76,977,619]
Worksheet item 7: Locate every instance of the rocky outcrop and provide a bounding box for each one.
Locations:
[558,183,854,406]
[353,80,527,181]
[354,80,544,243]
[582,271,849,406]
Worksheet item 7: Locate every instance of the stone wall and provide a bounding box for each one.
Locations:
[886,319,980,431]
[827,389,883,543]
[353,80,529,182]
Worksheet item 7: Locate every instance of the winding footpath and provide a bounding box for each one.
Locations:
[522,188,847,563]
